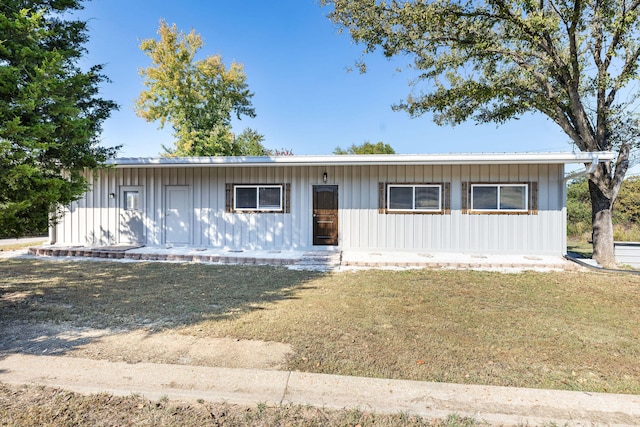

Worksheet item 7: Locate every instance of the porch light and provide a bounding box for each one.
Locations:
[109,193,116,199]
[322,172,328,183]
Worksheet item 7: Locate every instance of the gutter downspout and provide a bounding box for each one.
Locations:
[48,206,57,245]
[563,153,600,183]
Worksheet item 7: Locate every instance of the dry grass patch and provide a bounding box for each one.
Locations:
[195,269,640,394]
[0,258,317,330]
[2,258,640,394]
[0,383,483,427]
[0,239,46,252]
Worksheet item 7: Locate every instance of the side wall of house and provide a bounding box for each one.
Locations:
[53,163,565,254]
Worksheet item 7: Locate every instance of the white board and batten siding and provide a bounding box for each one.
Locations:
[53,160,568,255]
[614,242,640,268]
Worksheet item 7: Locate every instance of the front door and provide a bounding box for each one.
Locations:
[313,185,338,245]
[165,186,191,245]
[119,186,144,244]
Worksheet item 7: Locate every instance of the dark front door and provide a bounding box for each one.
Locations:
[313,185,338,245]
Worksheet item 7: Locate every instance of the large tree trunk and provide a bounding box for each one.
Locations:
[589,179,616,268]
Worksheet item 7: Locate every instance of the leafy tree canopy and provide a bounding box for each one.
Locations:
[322,0,640,266]
[0,0,118,237]
[235,128,271,156]
[334,141,396,154]
[136,20,257,157]
[569,176,640,229]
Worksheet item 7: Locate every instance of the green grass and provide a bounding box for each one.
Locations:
[2,258,640,394]
[566,238,593,258]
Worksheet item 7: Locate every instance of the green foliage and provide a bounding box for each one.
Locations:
[0,0,119,237]
[567,179,591,224]
[567,177,640,241]
[614,176,640,224]
[567,179,592,239]
[333,141,396,154]
[136,20,256,157]
[235,128,270,156]
[323,0,640,153]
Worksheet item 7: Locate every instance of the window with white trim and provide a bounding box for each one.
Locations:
[233,185,283,212]
[387,184,442,212]
[124,191,140,211]
[471,183,528,212]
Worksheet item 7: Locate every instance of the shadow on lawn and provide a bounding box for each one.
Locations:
[0,258,323,358]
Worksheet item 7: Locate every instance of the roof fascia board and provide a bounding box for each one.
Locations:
[107,152,616,168]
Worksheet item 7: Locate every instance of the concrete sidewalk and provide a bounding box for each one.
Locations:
[0,354,638,426]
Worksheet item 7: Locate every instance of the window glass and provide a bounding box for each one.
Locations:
[124,191,139,211]
[471,184,528,211]
[235,187,257,209]
[472,186,498,210]
[259,187,282,209]
[500,186,527,210]
[415,186,440,209]
[234,185,283,211]
[388,185,442,211]
[388,187,413,210]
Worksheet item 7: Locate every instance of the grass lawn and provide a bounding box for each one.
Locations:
[567,238,593,258]
[0,239,47,252]
[1,258,639,395]
[0,383,480,427]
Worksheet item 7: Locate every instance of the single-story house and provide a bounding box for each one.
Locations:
[50,152,614,256]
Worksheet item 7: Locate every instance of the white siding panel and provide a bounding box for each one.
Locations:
[55,163,567,254]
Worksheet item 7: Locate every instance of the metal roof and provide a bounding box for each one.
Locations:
[108,151,615,168]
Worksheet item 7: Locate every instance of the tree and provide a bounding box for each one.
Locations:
[334,141,396,154]
[566,178,593,238]
[568,176,640,239]
[615,176,640,225]
[136,20,256,157]
[322,0,640,266]
[235,128,271,156]
[0,0,118,237]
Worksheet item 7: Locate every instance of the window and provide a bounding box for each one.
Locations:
[471,184,528,212]
[387,184,442,212]
[124,191,140,211]
[233,185,283,212]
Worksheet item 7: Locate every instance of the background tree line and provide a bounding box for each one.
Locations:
[568,177,640,242]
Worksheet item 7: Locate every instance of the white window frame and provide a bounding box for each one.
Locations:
[387,184,442,212]
[470,183,528,212]
[233,185,283,212]
[123,190,140,211]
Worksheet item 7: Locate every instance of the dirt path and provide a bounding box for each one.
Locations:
[0,323,293,370]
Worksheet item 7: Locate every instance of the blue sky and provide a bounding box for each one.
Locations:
[76,0,573,158]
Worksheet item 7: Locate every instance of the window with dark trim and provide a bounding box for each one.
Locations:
[379,182,450,214]
[388,184,441,212]
[462,182,538,214]
[226,183,291,213]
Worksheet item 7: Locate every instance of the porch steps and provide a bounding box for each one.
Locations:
[29,246,138,259]
[296,251,342,270]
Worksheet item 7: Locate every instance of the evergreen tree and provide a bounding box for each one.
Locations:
[0,0,118,237]
[334,141,395,155]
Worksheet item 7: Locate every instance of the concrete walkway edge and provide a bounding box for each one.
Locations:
[1,354,638,426]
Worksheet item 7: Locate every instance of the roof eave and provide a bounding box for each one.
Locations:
[107,152,616,168]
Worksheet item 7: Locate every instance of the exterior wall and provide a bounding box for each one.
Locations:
[53,163,566,255]
[614,242,640,268]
